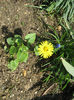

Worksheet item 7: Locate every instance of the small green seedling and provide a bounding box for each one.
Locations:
[6,33,36,71]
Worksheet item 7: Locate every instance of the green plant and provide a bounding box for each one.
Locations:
[27,0,74,89]
[34,25,74,89]
[40,0,74,39]
[5,33,36,71]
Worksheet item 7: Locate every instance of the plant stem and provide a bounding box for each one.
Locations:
[64,19,74,39]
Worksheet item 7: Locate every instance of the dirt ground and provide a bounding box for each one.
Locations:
[0,0,74,100]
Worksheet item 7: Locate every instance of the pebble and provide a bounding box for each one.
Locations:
[21,91,23,93]
[5,79,7,82]
[5,89,9,93]
[45,18,47,21]
[7,18,10,21]
[10,94,14,98]
[35,91,38,94]
[2,96,6,99]
[30,79,32,82]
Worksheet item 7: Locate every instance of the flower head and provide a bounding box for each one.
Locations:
[38,41,54,59]
[56,44,61,48]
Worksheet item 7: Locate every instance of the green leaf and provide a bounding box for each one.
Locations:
[4,45,8,52]
[9,46,17,55]
[14,35,23,45]
[61,57,74,77]
[17,48,28,63]
[19,44,28,52]
[8,59,19,71]
[14,35,21,38]
[55,0,63,9]
[46,3,55,12]
[25,33,36,44]
[7,37,14,45]
[46,32,60,44]
[21,22,25,26]
[34,46,39,56]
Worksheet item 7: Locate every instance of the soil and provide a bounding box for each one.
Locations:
[0,0,74,100]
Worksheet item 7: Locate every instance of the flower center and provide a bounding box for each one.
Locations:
[43,46,48,51]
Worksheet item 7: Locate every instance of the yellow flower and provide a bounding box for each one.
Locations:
[38,41,54,58]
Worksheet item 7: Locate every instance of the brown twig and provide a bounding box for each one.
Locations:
[42,83,57,96]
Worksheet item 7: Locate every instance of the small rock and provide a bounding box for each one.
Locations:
[30,79,32,82]
[10,94,14,98]
[35,91,38,94]
[2,96,6,99]
[5,89,9,93]
[21,91,23,93]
